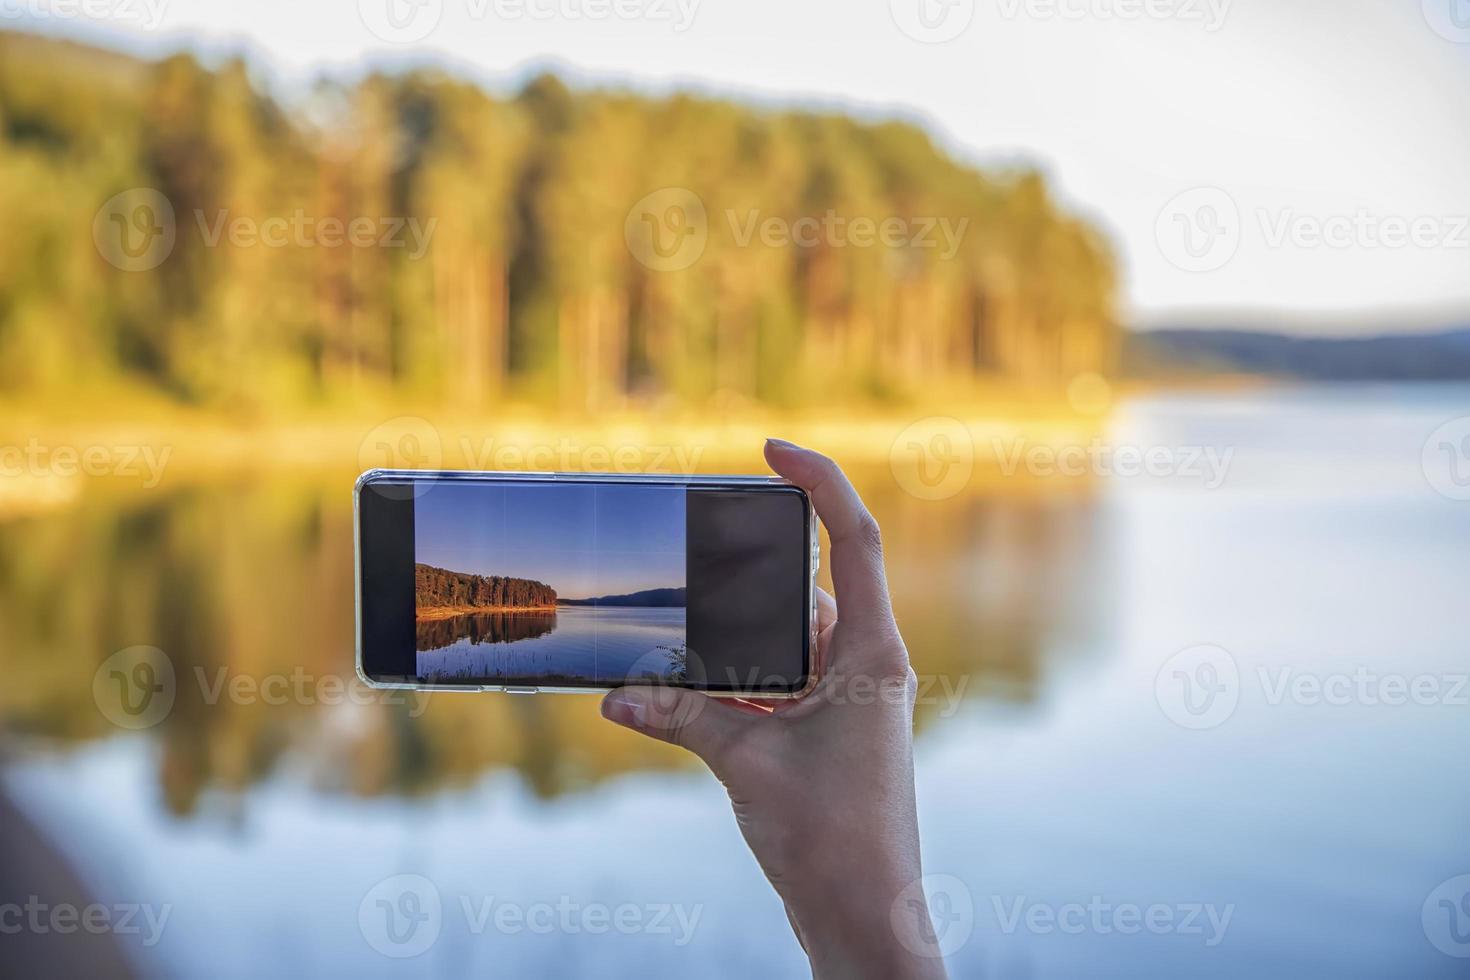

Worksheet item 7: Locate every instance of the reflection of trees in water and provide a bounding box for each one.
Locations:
[0,470,1107,811]
[0,480,362,817]
[849,469,1110,725]
[416,611,557,652]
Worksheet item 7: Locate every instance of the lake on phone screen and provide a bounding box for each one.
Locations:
[415,606,686,684]
[2,386,1469,978]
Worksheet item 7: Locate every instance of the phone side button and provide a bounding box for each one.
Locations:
[502,686,539,695]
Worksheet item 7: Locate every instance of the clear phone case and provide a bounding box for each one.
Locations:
[353,468,821,698]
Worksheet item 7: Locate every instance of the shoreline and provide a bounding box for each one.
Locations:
[0,394,1122,476]
[416,605,558,622]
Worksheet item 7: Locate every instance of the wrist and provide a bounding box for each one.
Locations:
[786,870,949,980]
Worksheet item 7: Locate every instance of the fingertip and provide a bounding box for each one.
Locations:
[600,688,645,728]
[763,437,801,464]
[764,437,819,481]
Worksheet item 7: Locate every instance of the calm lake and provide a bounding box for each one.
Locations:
[416,606,686,685]
[1,385,1468,977]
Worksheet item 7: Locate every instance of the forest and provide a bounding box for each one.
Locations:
[415,563,557,613]
[0,31,1117,415]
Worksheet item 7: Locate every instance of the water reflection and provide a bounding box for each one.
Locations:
[0,469,1102,810]
[416,610,559,651]
[5,389,1469,978]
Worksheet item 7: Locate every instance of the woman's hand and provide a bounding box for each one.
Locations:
[600,439,948,979]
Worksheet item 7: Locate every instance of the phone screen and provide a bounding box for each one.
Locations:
[358,476,812,694]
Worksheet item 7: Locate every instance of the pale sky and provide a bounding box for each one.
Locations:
[15,0,1470,331]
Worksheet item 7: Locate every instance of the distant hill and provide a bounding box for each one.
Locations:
[1125,326,1470,381]
[561,588,686,608]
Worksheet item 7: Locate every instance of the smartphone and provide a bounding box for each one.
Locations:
[355,470,819,697]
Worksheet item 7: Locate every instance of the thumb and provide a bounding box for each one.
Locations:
[601,686,752,770]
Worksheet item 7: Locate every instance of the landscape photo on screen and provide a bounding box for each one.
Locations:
[413,482,687,686]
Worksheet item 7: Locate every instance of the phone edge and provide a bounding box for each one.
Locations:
[353,468,821,700]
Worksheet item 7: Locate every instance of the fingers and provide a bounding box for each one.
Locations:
[815,586,837,634]
[601,686,752,772]
[765,439,896,637]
